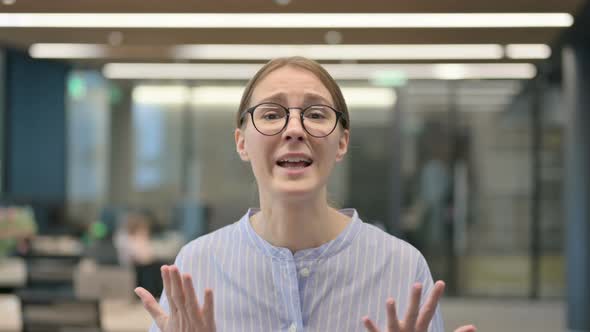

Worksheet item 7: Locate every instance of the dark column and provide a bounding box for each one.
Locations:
[3,50,69,232]
[108,84,134,205]
[530,78,542,300]
[0,51,5,192]
[389,87,404,236]
[5,50,68,199]
[562,43,590,331]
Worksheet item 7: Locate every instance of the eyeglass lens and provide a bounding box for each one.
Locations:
[252,103,337,137]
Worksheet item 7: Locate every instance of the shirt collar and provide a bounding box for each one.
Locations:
[239,208,362,261]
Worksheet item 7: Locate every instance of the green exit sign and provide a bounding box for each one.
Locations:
[370,70,408,87]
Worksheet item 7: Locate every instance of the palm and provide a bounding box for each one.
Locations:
[134,265,216,332]
[362,281,476,332]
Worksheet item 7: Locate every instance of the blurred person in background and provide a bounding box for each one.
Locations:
[115,209,155,266]
[134,57,476,332]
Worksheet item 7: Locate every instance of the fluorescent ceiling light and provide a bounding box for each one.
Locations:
[505,44,552,59]
[174,44,504,60]
[132,86,190,105]
[104,63,536,80]
[332,63,536,80]
[341,87,396,107]
[0,13,573,28]
[407,87,520,97]
[29,44,106,59]
[191,86,244,106]
[105,63,259,80]
[134,85,395,108]
[31,43,551,61]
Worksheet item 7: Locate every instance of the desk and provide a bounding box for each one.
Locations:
[0,257,26,288]
[18,288,100,331]
[101,299,152,332]
[30,236,83,257]
[0,294,21,332]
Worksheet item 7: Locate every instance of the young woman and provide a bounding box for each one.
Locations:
[135,57,476,332]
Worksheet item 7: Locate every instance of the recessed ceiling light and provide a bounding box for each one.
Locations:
[324,31,343,45]
[273,0,291,6]
[108,32,124,46]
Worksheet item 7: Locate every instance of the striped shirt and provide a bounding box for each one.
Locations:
[150,208,444,332]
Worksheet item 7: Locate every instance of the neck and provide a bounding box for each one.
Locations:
[250,189,350,253]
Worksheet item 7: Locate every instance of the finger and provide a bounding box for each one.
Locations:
[385,298,401,332]
[454,324,477,332]
[202,288,216,330]
[182,273,206,328]
[362,316,381,332]
[171,266,191,327]
[162,265,178,313]
[134,287,168,329]
[404,283,422,329]
[415,281,446,331]
[170,266,187,315]
[170,266,186,303]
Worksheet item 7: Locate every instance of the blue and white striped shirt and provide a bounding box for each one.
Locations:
[150,208,443,332]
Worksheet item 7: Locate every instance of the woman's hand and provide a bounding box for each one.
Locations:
[362,281,476,332]
[134,265,216,332]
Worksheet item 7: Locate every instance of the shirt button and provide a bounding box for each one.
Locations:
[288,323,297,332]
[300,267,310,277]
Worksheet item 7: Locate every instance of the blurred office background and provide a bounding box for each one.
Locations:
[0,1,589,331]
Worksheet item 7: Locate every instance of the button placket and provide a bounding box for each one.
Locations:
[281,256,303,332]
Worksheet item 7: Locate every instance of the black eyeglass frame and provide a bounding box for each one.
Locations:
[239,102,345,138]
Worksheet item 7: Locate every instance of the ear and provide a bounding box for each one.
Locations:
[235,128,249,161]
[335,129,349,162]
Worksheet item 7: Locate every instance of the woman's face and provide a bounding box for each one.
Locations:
[235,66,349,200]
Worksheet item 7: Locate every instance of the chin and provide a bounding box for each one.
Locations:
[272,179,322,200]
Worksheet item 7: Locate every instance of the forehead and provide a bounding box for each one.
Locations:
[250,66,333,105]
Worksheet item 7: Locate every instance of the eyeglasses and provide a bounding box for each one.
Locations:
[240,102,344,138]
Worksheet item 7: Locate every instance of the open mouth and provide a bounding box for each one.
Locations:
[276,158,313,169]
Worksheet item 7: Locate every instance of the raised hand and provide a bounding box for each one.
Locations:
[134,265,216,332]
[362,281,476,332]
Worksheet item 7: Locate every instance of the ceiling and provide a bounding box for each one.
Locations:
[0,0,586,66]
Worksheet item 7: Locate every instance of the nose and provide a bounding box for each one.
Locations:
[283,110,306,141]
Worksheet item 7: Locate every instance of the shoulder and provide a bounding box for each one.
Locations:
[174,221,241,267]
[358,222,428,268]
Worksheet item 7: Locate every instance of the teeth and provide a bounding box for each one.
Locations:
[280,158,311,163]
[277,157,313,168]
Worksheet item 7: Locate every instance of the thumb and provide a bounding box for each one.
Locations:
[454,324,477,332]
[135,287,168,329]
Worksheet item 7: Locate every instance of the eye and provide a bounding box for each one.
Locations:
[254,104,286,121]
[308,112,325,119]
[262,112,281,120]
[304,106,330,120]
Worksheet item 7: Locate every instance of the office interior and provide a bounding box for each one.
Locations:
[0,1,589,331]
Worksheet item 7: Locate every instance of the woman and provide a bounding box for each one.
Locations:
[135,57,476,332]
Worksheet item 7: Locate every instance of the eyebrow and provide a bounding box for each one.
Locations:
[257,92,332,106]
[258,92,287,104]
[303,93,332,105]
